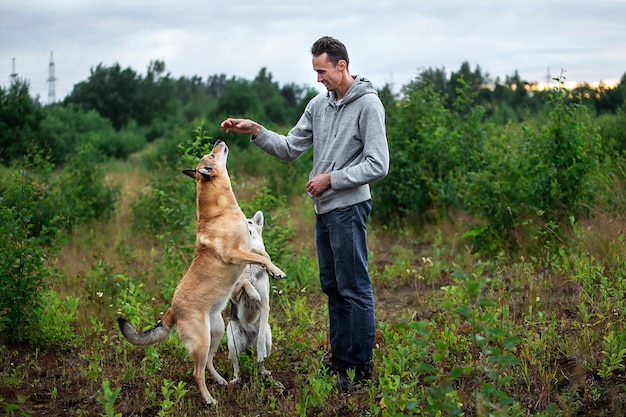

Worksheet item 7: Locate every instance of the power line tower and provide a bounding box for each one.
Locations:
[542,66,552,90]
[47,51,57,104]
[10,57,18,83]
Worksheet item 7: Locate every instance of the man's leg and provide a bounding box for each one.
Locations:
[316,210,343,371]
[317,201,375,384]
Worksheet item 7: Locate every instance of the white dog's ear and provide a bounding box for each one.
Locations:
[252,210,264,227]
[182,169,197,179]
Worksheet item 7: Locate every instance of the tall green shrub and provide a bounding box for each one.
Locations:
[40,104,113,164]
[130,161,196,236]
[373,80,446,222]
[0,147,117,344]
[0,145,119,239]
[0,167,61,343]
[596,105,626,156]
[54,141,120,229]
[541,88,600,214]
[373,77,486,223]
[0,153,59,239]
[460,82,601,252]
[130,126,207,236]
[0,79,43,166]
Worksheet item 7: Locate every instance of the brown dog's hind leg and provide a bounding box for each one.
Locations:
[178,318,217,405]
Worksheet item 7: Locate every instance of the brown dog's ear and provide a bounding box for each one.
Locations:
[182,169,197,179]
[197,166,213,180]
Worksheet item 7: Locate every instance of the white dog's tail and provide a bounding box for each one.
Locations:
[117,314,171,346]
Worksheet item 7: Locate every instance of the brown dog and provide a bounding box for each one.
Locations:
[117,140,286,405]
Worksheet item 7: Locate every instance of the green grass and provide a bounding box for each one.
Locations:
[1,158,626,417]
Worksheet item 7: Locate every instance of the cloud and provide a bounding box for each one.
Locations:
[1,0,624,102]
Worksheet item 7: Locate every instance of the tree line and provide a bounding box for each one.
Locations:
[1,59,625,167]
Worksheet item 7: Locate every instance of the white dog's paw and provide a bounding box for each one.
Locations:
[258,360,271,376]
[241,280,261,301]
[247,289,262,302]
[214,375,229,386]
[229,376,240,385]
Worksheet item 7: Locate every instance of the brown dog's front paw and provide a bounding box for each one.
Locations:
[268,266,286,279]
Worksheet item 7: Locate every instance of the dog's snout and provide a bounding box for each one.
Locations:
[212,139,229,155]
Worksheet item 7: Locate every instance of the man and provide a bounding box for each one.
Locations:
[221,35,389,391]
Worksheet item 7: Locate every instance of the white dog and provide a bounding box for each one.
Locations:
[227,210,273,383]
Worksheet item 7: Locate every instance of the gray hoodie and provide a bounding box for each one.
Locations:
[252,76,389,214]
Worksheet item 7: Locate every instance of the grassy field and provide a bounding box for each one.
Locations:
[1,157,626,417]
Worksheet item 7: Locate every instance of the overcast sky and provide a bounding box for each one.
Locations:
[1,0,625,103]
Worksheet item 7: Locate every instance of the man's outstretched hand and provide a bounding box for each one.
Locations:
[220,118,261,137]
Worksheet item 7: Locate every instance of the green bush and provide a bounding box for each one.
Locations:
[40,104,114,164]
[373,77,487,224]
[0,147,118,345]
[0,152,59,239]
[0,79,44,166]
[29,289,81,349]
[0,143,119,235]
[92,120,147,160]
[239,186,293,266]
[129,126,202,235]
[41,102,148,164]
[130,167,195,236]
[596,105,626,156]
[460,84,601,252]
[0,194,61,343]
[54,141,120,229]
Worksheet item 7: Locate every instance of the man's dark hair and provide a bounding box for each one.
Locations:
[311,36,349,67]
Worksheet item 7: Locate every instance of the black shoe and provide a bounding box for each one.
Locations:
[354,368,372,384]
[336,368,373,392]
[336,370,351,392]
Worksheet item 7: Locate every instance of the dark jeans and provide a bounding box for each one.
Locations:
[315,199,374,372]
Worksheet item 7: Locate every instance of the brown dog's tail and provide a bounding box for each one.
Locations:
[117,311,172,346]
